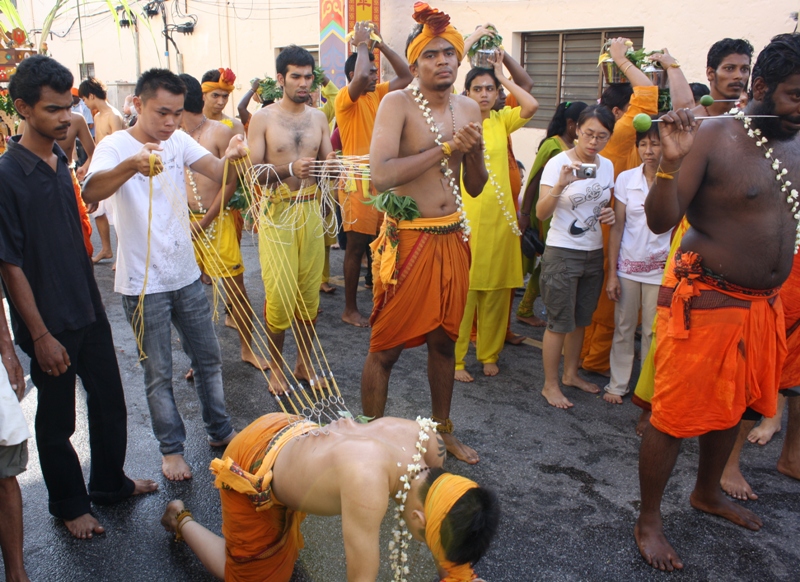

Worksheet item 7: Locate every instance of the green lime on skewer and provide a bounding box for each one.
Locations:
[699,94,714,107]
[633,113,653,132]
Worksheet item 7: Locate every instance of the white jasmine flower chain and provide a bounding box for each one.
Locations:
[483,153,522,237]
[411,85,471,241]
[733,108,800,253]
[390,416,439,582]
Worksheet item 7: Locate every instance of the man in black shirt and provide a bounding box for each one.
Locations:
[0,55,156,539]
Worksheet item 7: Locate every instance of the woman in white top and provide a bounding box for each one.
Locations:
[604,119,672,403]
[536,105,616,409]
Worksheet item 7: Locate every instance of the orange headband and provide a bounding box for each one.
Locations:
[201,68,236,94]
[424,473,479,582]
[406,2,464,65]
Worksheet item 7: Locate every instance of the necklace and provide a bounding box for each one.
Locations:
[187,114,207,136]
[390,416,438,582]
[183,118,210,220]
[483,152,522,236]
[411,85,470,241]
[733,108,800,253]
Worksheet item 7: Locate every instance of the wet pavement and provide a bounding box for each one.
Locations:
[4,226,800,581]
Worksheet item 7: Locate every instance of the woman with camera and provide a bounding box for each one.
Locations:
[535,105,616,409]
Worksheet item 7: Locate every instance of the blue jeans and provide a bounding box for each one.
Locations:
[122,278,233,455]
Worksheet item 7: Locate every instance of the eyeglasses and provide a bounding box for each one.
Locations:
[578,129,610,144]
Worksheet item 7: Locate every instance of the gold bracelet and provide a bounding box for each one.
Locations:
[441,142,452,157]
[669,62,681,69]
[174,509,194,543]
[620,61,633,73]
[656,172,675,180]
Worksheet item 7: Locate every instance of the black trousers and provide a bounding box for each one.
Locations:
[22,312,133,520]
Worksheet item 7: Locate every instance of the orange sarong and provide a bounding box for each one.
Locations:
[369,211,470,353]
[780,254,800,389]
[210,413,317,582]
[71,169,93,257]
[651,251,785,438]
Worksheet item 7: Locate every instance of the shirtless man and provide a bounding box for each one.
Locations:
[201,67,245,137]
[361,3,487,464]
[178,74,269,373]
[247,46,334,395]
[635,33,800,571]
[160,414,499,581]
[79,77,125,264]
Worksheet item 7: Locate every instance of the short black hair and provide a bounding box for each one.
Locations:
[421,468,500,566]
[577,104,616,135]
[178,74,204,114]
[690,82,710,102]
[78,77,107,100]
[600,83,633,112]
[545,101,588,140]
[344,51,375,81]
[201,69,221,84]
[751,33,800,101]
[135,68,186,102]
[635,114,661,144]
[464,68,498,92]
[8,54,73,108]
[707,38,754,70]
[277,45,316,78]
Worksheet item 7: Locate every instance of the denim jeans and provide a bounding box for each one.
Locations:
[122,278,233,455]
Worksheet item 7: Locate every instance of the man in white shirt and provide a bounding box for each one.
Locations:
[83,68,248,482]
[0,291,30,582]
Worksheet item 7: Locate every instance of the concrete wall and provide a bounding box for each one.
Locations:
[19,0,798,168]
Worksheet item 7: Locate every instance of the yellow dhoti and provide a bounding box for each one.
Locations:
[191,209,245,279]
[258,185,324,333]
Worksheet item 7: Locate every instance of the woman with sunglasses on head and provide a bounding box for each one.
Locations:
[536,104,616,409]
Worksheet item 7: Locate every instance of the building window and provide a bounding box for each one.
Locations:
[522,28,644,129]
[79,62,95,80]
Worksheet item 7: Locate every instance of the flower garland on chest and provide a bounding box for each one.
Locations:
[389,416,438,582]
[734,108,800,253]
[411,85,470,241]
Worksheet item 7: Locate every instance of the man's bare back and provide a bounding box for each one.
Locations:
[372,89,482,218]
[272,417,445,515]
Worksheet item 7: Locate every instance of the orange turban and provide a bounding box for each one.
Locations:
[424,473,479,582]
[406,2,464,65]
[201,68,236,94]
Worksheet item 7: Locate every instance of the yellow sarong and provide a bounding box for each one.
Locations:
[258,184,324,333]
[191,209,245,279]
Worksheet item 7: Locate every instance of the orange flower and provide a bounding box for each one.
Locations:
[220,68,236,85]
[412,2,451,35]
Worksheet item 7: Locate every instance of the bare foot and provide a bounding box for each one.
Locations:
[542,383,574,409]
[209,430,238,448]
[441,432,479,464]
[720,464,758,500]
[320,282,336,294]
[162,454,192,481]
[132,479,159,495]
[689,489,762,530]
[91,249,113,264]
[267,370,290,395]
[747,417,782,445]
[636,410,652,437]
[160,499,185,534]
[64,513,105,540]
[454,369,474,383]
[341,310,370,328]
[224,313,238,330]
[516,314,546,327]
[241,349,270,371]
[483,363,499,377]
[603,392,623,404]
[777,450,800,481]
[185,368,194,381]
[504,332,527,345]
[562,373,600,394]
[635,515,683,571]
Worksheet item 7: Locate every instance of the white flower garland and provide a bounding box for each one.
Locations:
[733,108,800,253]
[389,416,438,582]
[411,85,471,241]
[483,154,522,237]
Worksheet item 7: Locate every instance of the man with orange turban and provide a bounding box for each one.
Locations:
[360,2,487,465]
[160,413,499,581]
[202,67,245,136]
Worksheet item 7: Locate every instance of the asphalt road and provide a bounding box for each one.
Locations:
[3,226,799,581]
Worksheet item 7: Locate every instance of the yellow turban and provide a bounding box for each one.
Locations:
[201,68,236,94]
[406,2,464,65]
[424,473,479,582]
